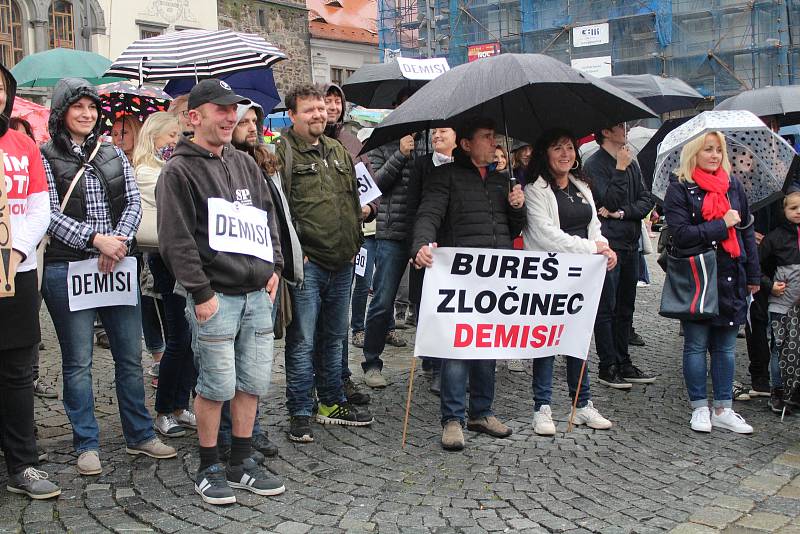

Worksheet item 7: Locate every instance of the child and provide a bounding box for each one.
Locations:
[759,190,800,415]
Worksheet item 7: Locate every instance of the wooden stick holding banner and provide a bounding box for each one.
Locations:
[567,358,588,432]
[0,150,15,298]
[401,356,418,449]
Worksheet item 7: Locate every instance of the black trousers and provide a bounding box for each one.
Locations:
[0,344,39,475]
[746,291,771,388]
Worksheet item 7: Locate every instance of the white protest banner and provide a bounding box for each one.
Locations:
[414,247,607,360]
[572,23,610,47]
[68,257,138,311]
[208,197,273,263]
[354,162,381,207]
[354,246,368,277]
[570,56,612,78]
[396,57,450,80]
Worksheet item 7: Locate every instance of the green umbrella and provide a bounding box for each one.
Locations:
[10,48,126,87]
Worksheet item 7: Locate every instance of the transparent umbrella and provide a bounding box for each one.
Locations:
[652,110,798,211]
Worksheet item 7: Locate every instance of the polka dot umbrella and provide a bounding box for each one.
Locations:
[96,81,172,135]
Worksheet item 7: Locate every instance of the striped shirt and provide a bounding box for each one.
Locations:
[43,143,141,254]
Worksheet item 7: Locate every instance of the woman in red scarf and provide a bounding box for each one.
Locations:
[663,132,760,435]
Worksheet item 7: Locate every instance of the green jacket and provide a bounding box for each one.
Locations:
[275,128,362,271]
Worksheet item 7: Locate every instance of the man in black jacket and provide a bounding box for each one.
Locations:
[413,117,525,451]
[583,123,656,389]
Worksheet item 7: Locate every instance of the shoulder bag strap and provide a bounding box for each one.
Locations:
[57,142,102,213]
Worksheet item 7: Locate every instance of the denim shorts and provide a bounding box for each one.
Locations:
[186,290,274,401]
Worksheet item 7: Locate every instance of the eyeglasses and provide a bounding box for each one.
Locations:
[180,110,189,118]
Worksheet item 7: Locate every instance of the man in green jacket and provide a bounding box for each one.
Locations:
[274,84,374,443]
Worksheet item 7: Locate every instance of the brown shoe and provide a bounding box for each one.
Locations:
[466,416,512,438]
[441,421,464,451]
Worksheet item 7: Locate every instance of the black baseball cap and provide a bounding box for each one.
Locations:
[188,79,250,110]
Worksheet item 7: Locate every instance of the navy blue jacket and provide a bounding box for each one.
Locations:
[663,176,760,327]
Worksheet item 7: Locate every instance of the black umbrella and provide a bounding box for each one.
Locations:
[715,85,800,126]
[601,74,705,114]
[360,54,656,155]
[637,116,692,192]
[341,61,429,108]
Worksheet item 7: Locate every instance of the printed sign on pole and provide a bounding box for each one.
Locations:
[396,57,450,80]
[468,42,500,62]
[208,197,273,263]
[570,56,613,78]
[414,247,607,360]
[0,150,14,298]
[354,246,368,277]
[355,162,382,207]
[67,257,138,311]
[572,23,610,47]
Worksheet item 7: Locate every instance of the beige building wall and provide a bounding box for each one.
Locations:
[95,0,219,61]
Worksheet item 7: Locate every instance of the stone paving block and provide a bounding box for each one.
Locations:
[779,484,800,499]
[688,506,744,529]
[272,521,312,534]
[774,453,800,469]
[736,512,792,531]
[741,474,791,495]
[713,495,756,512]
[669,522,720,533]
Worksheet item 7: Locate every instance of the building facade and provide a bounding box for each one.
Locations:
[379,0,800,101]
[218,0,311,96]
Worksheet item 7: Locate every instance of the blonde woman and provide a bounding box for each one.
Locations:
[111,115,142,163]
[132,112,196,438]
[663,132,760,434]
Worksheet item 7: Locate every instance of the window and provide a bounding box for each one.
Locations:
[49,0,74,49]
[139,24,164,39]
[0,0,23,67]
[331,66,357,85]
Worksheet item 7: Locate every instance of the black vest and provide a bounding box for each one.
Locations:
[40,142,128,264]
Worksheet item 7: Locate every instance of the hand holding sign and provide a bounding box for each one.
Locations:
[355,162,381,207]
[414,242,437,269]
[92,234,128,261]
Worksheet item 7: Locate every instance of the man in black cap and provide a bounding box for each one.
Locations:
[157,79,286,505]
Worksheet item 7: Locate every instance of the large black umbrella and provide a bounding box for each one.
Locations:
[341,61,429,108]
[601,74,705,114]
[360,54,656,154]
[637,116,692,192]
[715,85,800,126]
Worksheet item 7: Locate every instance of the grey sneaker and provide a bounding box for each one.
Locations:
[7,467,61,499]
[126,437,177,459]
[155,414,186,438]
[226,457,286,496]
[507,359,526,373]
[195,463,235,505]
[77,450,102,476]
[364,369,387,388]
[385,329,407,347]
[33,379,58,399]
[351,331,365,348]
[175,409,197,429]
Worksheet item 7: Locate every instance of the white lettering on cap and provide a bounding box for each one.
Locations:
[219,80,231,90]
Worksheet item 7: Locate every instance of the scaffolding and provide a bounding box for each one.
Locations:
[377,0,800,101]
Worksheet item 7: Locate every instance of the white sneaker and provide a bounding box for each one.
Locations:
[571,401,612,429]
[711,408,753,434]
[364,369,387,388]
[507,359,526,372]
[533,405,556,435]
[175,409,197,429]
[690,406,712,432]
[155,415,186,438]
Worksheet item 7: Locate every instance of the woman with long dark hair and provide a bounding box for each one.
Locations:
[523,128,617,436]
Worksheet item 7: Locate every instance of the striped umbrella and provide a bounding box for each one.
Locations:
[105,29,287,82]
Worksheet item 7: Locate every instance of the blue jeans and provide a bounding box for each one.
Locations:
[351,235,376,334]
[681,321,737,409]
[285,261,351,416]
[149,255,196,415]
[141,295,166,354]
[362,239,409,372]
[532,356,591,410]
[440,359,496,426]
[594,248,639,372]
[186,291,274,402]
[219,290,281,444]
[42,262,155,453]
[769,312,785,389]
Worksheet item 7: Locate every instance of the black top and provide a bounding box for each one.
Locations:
[555,181,592,239]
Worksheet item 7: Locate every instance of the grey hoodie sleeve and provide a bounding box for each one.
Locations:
[155,168,214,304]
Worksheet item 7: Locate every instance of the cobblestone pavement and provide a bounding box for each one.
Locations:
[2,256,800,533]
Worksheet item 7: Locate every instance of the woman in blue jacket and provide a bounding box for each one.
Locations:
[663,132,760,434]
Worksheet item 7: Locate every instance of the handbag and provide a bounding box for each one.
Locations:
[659,248,719,320]
[36,143,102,288]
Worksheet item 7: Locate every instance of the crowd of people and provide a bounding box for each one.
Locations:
[0,61,798,508]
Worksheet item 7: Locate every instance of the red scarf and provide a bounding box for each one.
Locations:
[691,166,740,258]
